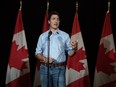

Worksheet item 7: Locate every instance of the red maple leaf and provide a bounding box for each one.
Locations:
[67,48,86,72]
[96,43,116,75]
[9,41,28,71]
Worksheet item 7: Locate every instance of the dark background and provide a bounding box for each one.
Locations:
[1,0,116,87]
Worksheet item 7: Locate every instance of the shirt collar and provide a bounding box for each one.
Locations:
[48,29,60,35]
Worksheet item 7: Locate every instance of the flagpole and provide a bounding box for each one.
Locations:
[5,0,31,86]
[66,1,91,86]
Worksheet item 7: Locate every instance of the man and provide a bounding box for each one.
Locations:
[35,11,77,87]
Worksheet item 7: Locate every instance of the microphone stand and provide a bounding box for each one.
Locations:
[48,36,50,87]
[47,31,52,87]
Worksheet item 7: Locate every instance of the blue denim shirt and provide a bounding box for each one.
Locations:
[35,29,73,63]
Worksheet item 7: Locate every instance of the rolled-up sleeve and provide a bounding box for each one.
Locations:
[35,35,43,55]
[65,34,73,55]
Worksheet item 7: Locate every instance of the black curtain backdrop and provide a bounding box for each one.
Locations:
[1,0,116,87]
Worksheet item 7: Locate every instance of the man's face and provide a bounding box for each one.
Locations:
[48,14,60,30]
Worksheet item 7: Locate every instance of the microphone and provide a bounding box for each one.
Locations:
[56,32,59,34]
[48,31,52,39]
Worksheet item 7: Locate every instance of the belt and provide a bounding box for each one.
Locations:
[41,62,65,67]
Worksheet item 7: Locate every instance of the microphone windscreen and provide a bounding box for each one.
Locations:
[48,31,52,38]
[49,31,52,35]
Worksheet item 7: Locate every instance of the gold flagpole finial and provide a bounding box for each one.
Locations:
[47,0,49,11]
[76,1,78,12]
[108,1,110,12]
[20,0,22,10]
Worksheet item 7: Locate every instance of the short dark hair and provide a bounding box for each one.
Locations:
[48,11,60,20]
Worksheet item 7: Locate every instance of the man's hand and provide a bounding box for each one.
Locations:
[71,40,78,51]
[69,40,78,56]
[44,57,55,63]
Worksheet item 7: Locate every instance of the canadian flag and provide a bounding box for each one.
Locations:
[5,9,31,87]
[66,12,91,87]
[33,10,48,87]
[94,11,116,87]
